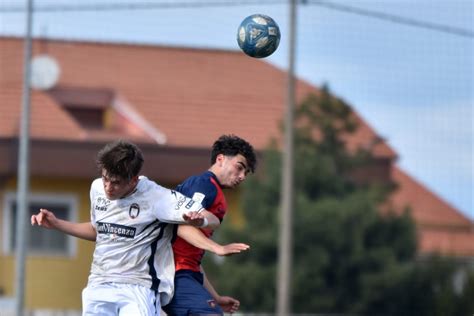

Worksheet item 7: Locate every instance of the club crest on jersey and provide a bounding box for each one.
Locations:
[129,203,140,219]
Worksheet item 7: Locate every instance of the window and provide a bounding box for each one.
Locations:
[2,192,78,256]
[65,106,106,129]
[48,86,113,130]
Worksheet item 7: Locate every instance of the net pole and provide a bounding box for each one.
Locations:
[276,0,297,314]
[15,0,34,315]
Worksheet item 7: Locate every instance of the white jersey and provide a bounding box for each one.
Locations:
[88,176,203,305]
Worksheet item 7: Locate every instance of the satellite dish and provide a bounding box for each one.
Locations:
[30,54,60,90]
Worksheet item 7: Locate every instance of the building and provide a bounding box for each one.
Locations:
[0,36,472,311]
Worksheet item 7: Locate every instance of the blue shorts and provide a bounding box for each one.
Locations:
[162,270,223,316]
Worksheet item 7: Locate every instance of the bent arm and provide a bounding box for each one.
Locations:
[199,210,220,230]
[31,208,96,241]
[202,267,241,313]
[181,209,221,230]
[203,268,220,301]
[177,225,249,255]
[54,219,96,241]
[156,186,220,230]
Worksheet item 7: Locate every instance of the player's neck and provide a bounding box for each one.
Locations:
[208,167,221,181]
[120,179,139,199]
[120,187,137,199]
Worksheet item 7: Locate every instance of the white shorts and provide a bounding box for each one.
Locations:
[82,282,159,316]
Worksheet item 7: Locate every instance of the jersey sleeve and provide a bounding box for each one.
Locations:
[152,184,203,223]
[177,177,217,210]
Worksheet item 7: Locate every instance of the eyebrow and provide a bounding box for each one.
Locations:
[237,161,249,172]
[102,173,122,183]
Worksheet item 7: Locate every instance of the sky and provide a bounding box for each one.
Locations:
[0,0,472,219]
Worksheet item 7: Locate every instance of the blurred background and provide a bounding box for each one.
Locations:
[0,0,472,315]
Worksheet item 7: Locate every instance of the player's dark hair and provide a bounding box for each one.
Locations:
[211,134,257,173]
[96,140,144,181]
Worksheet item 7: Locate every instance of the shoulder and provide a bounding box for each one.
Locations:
[184,171,217,189]
[137,176,167,196]
[137,176,154,189]
[137,177,186,207]
[177,172,222,210]
[178,172,218,196]
[91,178,103,192]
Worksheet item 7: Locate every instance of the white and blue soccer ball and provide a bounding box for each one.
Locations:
[237,14,281,58]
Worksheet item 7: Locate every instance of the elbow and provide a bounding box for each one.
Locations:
[205,213,221,230]
[201,210,220,230]
[207,219,220,230]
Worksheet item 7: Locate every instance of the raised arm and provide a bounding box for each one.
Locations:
[177,225,249,255]
[31,208,96,241]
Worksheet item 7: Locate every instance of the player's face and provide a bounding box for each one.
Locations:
[217,154,249,189]
[101,170,138,200]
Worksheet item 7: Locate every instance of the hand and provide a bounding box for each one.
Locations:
[216,296,240,314]
[215,243,250,256]
[31,208,58,229]
[182,211,205,226]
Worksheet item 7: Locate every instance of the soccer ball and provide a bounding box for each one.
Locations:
[237,14,281,58]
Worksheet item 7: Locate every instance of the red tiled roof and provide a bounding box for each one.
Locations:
[0,37,395,156]
[387,166,473,255]
[0,36,472,256]
[0,88,85,140]
[389,166,472,228]
[419,228,474,257]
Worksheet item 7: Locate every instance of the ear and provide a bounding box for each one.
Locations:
[130,176,139,186]
[215,154,226,166]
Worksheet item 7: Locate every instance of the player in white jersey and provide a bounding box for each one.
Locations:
[31,140,222,316]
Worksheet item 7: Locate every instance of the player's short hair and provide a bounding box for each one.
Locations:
[211,134,257,173]
[96,140,144,181]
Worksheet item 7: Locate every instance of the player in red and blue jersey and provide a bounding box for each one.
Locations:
[163,135,257,316]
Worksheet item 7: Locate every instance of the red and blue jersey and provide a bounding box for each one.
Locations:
[172,171,227,272]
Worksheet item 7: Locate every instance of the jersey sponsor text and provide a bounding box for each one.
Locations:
[96,221,136,238]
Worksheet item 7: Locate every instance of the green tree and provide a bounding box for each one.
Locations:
[360,256,474,316]
[205,86,473,315]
